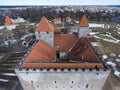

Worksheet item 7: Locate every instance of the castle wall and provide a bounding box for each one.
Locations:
[78,27,89,38]
[15,69,110,90]
[35,32,54,47]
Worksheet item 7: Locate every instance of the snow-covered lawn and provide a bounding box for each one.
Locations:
[0,78,9,82]
[0,26,5,30]
[89,23,104,28]
[1,73,16,76]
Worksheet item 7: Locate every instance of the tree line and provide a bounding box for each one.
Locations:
[0,7,120,25]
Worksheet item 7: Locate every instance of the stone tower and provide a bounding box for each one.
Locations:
[78,15,89,38]
[35,17,54,47]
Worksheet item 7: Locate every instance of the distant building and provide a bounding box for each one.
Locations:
[5,16,16,30]
[66,16,72,23]
[15,15,110,90]
[53,17,61,24]
[15,17,25,23]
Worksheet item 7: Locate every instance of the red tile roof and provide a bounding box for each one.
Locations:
[5,16,14,26]
[35,17,54,32]
[79,15,89,27]
[69,38,100,63]
[23,40,55,63]
[54,34,78,52]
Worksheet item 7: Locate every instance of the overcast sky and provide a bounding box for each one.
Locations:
[0,0,120,5]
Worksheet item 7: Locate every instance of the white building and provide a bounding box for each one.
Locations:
[15,15,110,90]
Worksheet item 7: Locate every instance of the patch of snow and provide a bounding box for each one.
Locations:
[0,26,5,30]
[26,23,35,26]
[4,39,17,46]
[6,24,17,30]
[89,32,99,35]
[94,35,120,44]
[89,23,104,28]
[102,54,108,60]
[114,71,120,77]
[116,59,120,62]
[0,54,4,59]
[118,55,120,58]
[1,73,16,76]
[106,61,116,67]
[0,78,9,82]
[118,32,120,34]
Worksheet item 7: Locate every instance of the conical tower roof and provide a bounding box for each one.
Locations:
[35,17,54,32]
[79,15,89,27]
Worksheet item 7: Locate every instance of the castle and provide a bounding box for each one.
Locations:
[15,15,110,90]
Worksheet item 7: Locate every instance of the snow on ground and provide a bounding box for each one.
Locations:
[1,73,16,76]
[116,59,120,62]
[114,71,120,77]
[0,54,4,59]
[0,26,5,30]
[26,23,35,26]
[94,34,120,44]
[118,32,120,34]
[89,23,104,28]
[106,61,116,67]
[89,32,100,35]
[0,78,9,82]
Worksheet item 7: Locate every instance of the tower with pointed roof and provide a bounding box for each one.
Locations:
[35,17,54,47]
[78,15,89,38]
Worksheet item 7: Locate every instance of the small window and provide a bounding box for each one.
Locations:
[31,81,33,83]
[82,68,85,71]
[47,31,49,34]
[61,68,64,71]
[68,68,71,71]
[75,68,78,71]
[86,84,89,88]
[71,81,74,84]
[54,81,57,83]
[40,68,43,71]
[47,68,50,71]
[33,68,36,71]
[54,68,57,71]
[89,68,92,71]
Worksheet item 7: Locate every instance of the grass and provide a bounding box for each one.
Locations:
[97,34,114,40]
[99,39,120,55]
